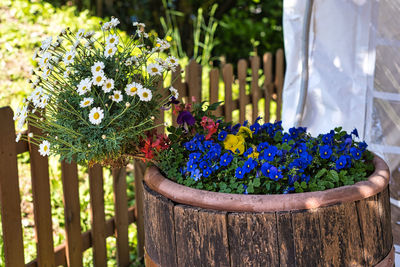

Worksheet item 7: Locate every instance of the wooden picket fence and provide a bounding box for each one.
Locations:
[0,49,284,267]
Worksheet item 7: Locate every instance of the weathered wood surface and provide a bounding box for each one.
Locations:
[0,107,25,267]
[28,119,56,267]
[143,183,177,267]
[112,167,130,267]
[61,161,83,267]
[144,183,392,267]
[89,164,107,267]
[134,160,146,258]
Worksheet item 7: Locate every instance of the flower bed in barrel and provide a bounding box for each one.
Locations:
[143,102,394,267]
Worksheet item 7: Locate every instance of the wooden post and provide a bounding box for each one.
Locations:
[223,64,233,122]
[263,53,273,123]
[275,49,285,121]
[238,59,247,123]
[96,0,103,16]
[112,167,130,267]
[61,161,83,267]
[0,107,25,267]
[28,117,56,267]
[187,60,202,102]
[89,164,107,267]
[209,68,220,116]
[134,160,146,258]
[251,56,260,122]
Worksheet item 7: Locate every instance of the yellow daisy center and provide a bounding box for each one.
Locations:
[96,76,102,82]
[130,87,137,93]
[44,58,49,63]
[110,38,115,43]
[67,55,72,60]
[108,48,113,54]
[96,66,101,72]
[170,59,175,63]
[107,83,111,88]
[93,112,100,120]
[156,43,161,47]
[143,92,149,98]
[115,94,120,99]
[44,145,48,151]
[84,101,90,105]
[151,67,158,73]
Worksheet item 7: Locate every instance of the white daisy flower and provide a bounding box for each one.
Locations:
[85,31,95,38]
[76,29,85,39]
[138,88,152,102]
[125,82,142,96]
[104,45,117,58]
[16,115,26,131]
[28,133,33,138]
[92,72,105,86]
[102,22,111,31]
[147,63,163,76]
[64,68,72,78]
[37,94,50,109]
[110,17,120,27]
[42,65,53,80]
[80,97,94,108]
[40,36,52,51]
[111,90,123,103]
[102,78,114,93]
[169,87,179,99]
[15,133,22,143]
[166,56,179,67]
[106,34,119,47]
[31,87,43,103]
[73,39,80,49]
[63,50,76,65]
[38,140,50,156]
[89,107,104,125]
[91,61,105,74]
[40,52,51,68]
[77,78,92,95]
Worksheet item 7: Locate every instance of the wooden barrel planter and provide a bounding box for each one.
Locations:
[143,155,394,267]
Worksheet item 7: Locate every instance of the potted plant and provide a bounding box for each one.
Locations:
[143,101,393,267]
[13,17,179,167]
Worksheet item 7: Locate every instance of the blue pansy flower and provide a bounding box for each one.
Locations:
[207,148,221,160]
[301,174,310,183]
[199,161,209,170]
[283,186,295,194]
[185,141,197,151]
[319,145,332,159]
[243,158,257,173]
[336,155,348,170]
[263,145,278,161]
[190,169,202,181]
[288,174,299,186]
[269,166,283,181]
[194,134,205,143]
[243,147,253,157]
[186,160,197,172]
[350,147,362,160]
[220,153,233,166]
[250,123,260,134]
[257,142,269,152]
[296,143,307,155]
[261,162,272,177]
[218,130,228,141]
[235,167,245,179]
[282,133,291,143]
[202,167,212,177]
[322,132,334,145]
[204,141,213,150]
[189,152,201,163]
[358,141,368,152]
[351,128,359,138]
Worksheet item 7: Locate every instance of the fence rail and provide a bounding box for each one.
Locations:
[0,50,284,267]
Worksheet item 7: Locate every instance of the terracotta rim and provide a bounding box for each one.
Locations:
[144,155,390,212]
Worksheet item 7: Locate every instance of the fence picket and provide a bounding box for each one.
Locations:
[209,68,220,116]
[61,161,83,267]
[275,49,285,121]
[187,60,202,102]
[238,59,247,124]
[28,119,55,267]
[0,107,25,267]
[112,167,130,267]
[172,66,186,127]
[223,64,234,122]
[89,164,107,267]
[251,56,261,122]
[134,161,146,258]
[263,53,273,122]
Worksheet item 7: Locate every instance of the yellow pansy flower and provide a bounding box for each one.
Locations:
[224,134,245,155]
[237,126,253,139]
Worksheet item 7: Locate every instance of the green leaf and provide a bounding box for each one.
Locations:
[301,181,307,189]
[315,168,327,179]
[329,170,339,182]
[253,178,261,187]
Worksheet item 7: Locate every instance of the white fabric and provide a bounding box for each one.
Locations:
[282,0,400,181]
[282,0,374,138]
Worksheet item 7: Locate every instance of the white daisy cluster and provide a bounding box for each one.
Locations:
[15,17,181,164]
